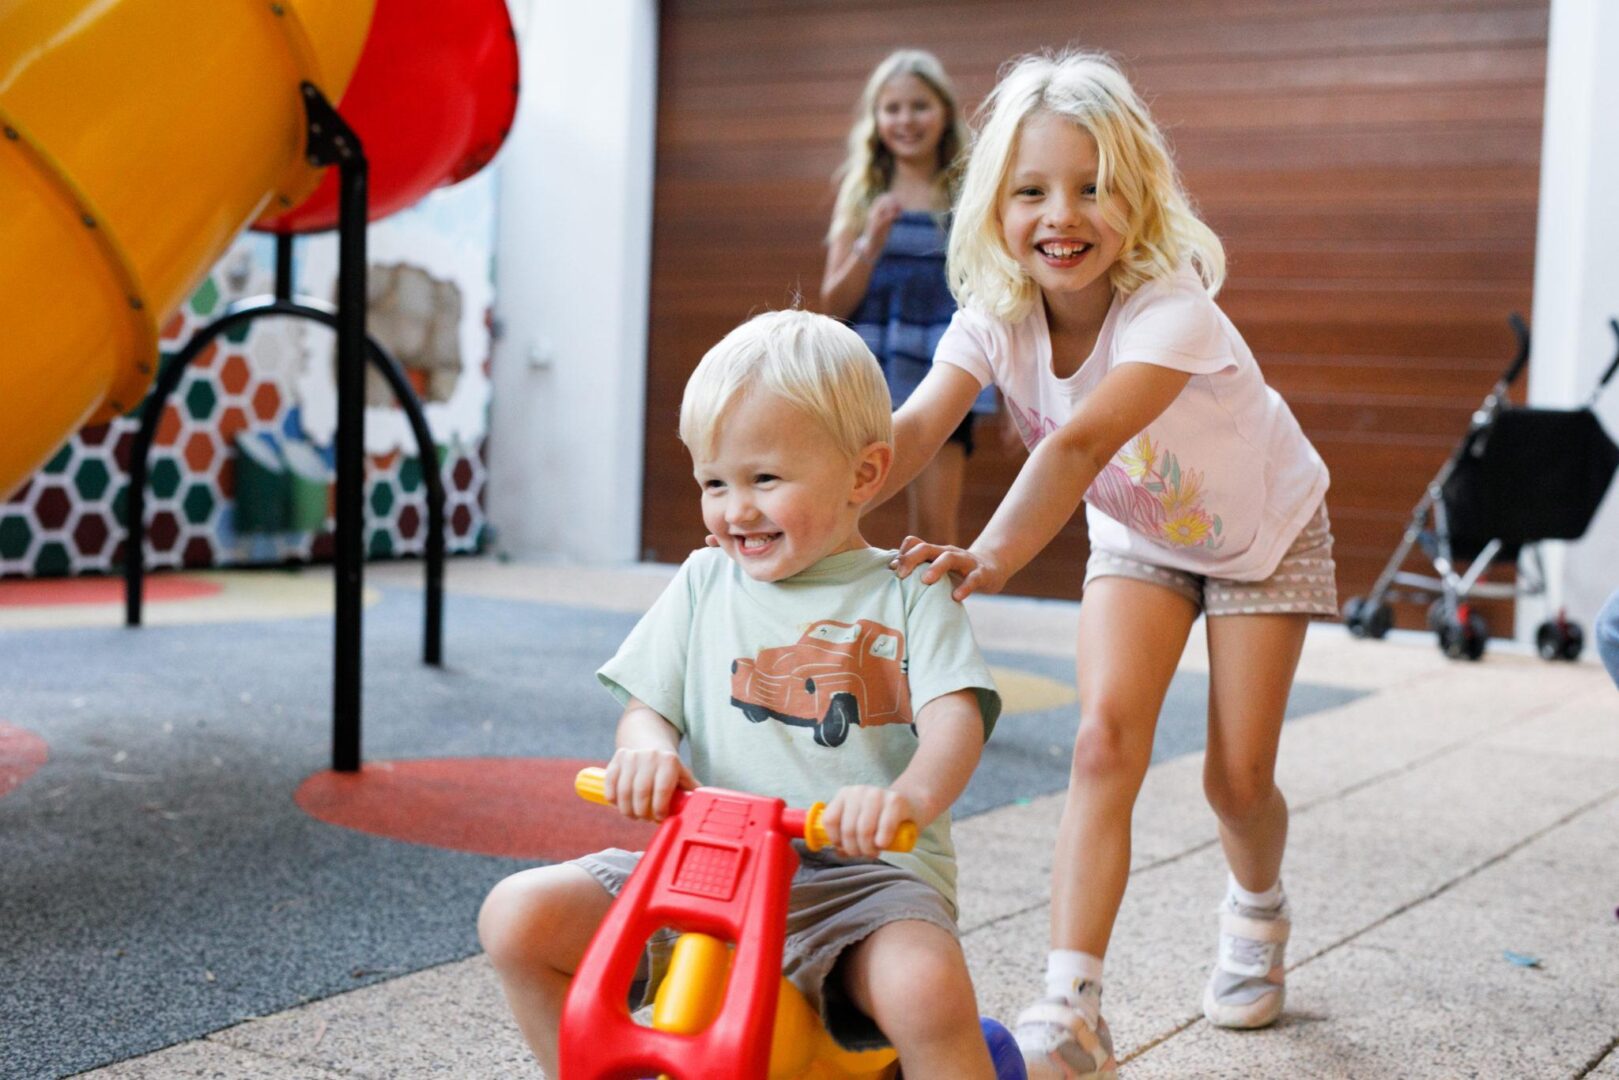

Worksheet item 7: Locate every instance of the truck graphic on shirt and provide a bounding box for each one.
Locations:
[730,618,910,748]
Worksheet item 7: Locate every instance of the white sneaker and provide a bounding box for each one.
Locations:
[1013,993,1118,1080]
[1203,896,1289,1028]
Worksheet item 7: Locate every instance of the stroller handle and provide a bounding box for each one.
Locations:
[1503,313,1530,387]
[1602,318,1619,392]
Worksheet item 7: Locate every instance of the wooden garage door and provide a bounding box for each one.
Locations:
[641,0,1548,624]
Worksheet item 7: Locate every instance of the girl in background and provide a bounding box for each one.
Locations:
[821,49,998,548]
[886,52,1335,1079]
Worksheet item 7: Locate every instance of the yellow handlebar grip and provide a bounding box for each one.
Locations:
[802,803,917,853]
[803,803,831,851]
[575,767,609,806]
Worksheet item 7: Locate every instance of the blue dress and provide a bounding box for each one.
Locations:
[850,210,996,416]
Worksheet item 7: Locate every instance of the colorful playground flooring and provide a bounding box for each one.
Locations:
[4,561,1616,1079]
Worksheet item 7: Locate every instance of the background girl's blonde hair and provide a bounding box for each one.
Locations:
[680,310,893,460]
[948,50,1226,322]
[826,49,968,243]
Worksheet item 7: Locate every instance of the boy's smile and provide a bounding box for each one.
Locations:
[694,391,883,582]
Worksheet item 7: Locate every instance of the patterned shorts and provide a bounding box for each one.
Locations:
[1084,500,1339,617]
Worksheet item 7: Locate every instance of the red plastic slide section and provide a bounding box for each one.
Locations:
[256,0,520,233]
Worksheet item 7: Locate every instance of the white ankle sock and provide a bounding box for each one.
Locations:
[1227,872,1283,911]
[1044,949,1104,1025]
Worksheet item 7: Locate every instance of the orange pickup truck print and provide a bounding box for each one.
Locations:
[730,618,910,748]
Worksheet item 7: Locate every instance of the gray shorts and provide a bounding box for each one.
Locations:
[1084,500,1339,617]
[572,845,957,1050]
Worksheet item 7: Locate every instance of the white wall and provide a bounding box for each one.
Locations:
[486,0,658,562]
[1521,0,1619,640]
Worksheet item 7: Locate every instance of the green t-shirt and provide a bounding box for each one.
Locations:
[597,546,1001,909]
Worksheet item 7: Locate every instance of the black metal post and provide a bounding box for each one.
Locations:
[124,318,246,626]
[123,83,447,770]
[274,232,294,303]
[300,83,369,772]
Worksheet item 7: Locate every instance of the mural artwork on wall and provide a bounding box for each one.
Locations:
[0,176,497,579]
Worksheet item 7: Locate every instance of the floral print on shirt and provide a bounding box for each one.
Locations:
[1089,433,1226,550]
[1005,398,1225,551]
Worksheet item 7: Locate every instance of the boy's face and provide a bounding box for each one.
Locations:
[693,392,884,582]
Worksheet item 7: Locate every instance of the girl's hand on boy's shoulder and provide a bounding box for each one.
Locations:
[604,747,696,822]
[821,785,915,859]
[889,537,1006,602]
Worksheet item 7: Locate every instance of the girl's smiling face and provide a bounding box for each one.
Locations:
[874,73,947,168]
[694,392,872,582]
[1000,111,1126,320]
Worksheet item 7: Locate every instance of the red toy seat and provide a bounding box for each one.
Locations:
[561,785,806,1080]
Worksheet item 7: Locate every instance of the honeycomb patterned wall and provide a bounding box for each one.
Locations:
[0,265,488,579]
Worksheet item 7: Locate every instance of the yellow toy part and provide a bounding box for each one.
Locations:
[648,932,898,1080]
[0,0,375,499]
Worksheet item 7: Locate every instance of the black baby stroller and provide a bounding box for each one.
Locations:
[1343,314,1619,661]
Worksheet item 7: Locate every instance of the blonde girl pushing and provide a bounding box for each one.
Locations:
[886,52,1336,1079]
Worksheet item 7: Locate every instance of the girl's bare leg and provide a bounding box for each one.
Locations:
[1202,612,1309,890]
[1053,577,1199,954]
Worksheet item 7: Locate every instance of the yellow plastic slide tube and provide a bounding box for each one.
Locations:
[0,0,375,498]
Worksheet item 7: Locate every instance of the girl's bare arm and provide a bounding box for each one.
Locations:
[899,362,1191,598]
[867,363,983,514]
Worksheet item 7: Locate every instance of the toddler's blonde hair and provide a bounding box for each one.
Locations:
[826,49,968,243]
[948,50,1225,322]
[680,310,892,461]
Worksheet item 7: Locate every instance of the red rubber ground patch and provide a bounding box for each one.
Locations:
[0,576,222,607]
[0,723,48,799]
[294,757,658,860]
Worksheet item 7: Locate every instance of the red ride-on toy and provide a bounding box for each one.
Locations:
[561,767,1026,1080]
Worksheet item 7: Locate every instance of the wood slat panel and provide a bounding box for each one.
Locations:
[642,0,1548,628]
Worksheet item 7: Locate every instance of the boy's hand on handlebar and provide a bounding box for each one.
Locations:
[889,537,1006,602]
[821,785,915,859]
[603,748,695,822]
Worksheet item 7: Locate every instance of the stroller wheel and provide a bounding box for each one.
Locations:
[1563,623,1585,660]
[1426,600,1448,633]
[1343,596,1393,640]
[1536,620,1585,662]
[1439,611,1488,661]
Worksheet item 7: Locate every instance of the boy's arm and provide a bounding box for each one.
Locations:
[819,688,983,858]
[603,697,697,823]
[890,688,984,825]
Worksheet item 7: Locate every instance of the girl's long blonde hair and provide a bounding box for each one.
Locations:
[948,50,1225,322]
[826,49,968,243]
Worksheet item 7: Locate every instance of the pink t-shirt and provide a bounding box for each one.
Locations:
[934,266,1329,581]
